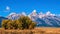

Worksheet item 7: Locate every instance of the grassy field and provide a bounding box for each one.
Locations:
[0,27,60,34]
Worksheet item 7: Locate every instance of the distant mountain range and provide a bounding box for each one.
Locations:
[0,10,60,27]
[28,10,60,27]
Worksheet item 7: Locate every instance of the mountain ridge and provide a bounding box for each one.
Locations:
[0,10,60,27]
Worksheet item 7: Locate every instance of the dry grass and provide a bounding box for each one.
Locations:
[0,27,60,34]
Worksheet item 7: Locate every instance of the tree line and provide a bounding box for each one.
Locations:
[2,16,36,30]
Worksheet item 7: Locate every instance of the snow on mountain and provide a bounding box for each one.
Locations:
[46,11,55,16]
[29,10,37,17]
[6,10,60,27]
[28,10,60,27]
[38,12,45,18]
[21,12,26,16]
[28,10,38,21]
[7,12,20,20]
[7,12,27,20]
[31,10,37,16]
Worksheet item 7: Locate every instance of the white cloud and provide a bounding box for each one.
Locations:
[4,6,10,12]
[6,6,10,10]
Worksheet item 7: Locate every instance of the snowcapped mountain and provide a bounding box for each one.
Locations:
[6,10,60,27]
[7,12,20,20]
[28,10,38,21]
[21,12,26,16]
[7,12,27,20]
[28,10,60,27]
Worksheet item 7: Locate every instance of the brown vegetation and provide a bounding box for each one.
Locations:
[0,27,60,34]
[2,16,36,30]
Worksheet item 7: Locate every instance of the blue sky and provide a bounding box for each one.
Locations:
[0,0,60,17]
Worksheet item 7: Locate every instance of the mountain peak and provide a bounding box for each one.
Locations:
[31,10,37,16]
[33,10,36,12]
[39,12,43,15]
[38,12,45,18]
[7,12,20,20]
[28,10,37,18]
[46,11,55,16]
[46,11,51,15]
[21,12,26,16]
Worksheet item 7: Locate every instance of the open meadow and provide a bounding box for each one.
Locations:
[0,27,60,34]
